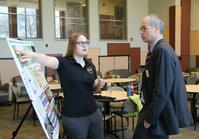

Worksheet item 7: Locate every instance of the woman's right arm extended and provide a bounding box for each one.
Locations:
[19,51,59,69]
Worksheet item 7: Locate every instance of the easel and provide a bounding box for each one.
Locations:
[10,44,62,139]
[12,44,36,139]
[12,103,33,139]
[11,102,63,139]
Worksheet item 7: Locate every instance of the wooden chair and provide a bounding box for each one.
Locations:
[185,75,199,130]
[128,73,142,94]
[108,86,126,112]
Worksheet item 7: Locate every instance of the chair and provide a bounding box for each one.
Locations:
[137,65,145,73]
[108,86,125,92]
[105,69,132,78]
[194,96,199,130]
[98,100,116,138]
[0,82,9,105]
[185,74,199,130]
[112,99,138,139]
[185,74,197,84]
[185,74,197,102]
[108,86,126,112]
[128,73,142,94]
[9,76,31,120]
[96,71,103,78]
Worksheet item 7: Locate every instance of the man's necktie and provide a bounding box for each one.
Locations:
[145,49,151,64]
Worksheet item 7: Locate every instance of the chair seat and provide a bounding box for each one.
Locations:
[104,114,115,121]
[16,97,30,103]
[110,101,123,108]
[196,103,199,108]
[112,110,138,117]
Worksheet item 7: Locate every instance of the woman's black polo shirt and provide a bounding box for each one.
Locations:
[56,56,98,117]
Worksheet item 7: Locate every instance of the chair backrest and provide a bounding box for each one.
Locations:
[123,99,137,113]
[128,74,139,83]
[9,82,30,102]
[137,66,145,73]
[12,75,23,87]
[186,74,197,84]
[96,71,103,78]
[108,86,125,91]
[9,83,20,99]
[106,69,132,78]
[128,73,142,94]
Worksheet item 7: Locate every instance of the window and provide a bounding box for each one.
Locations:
[0,0,42,39]
[99,0,126,40]
[54,0,88,39]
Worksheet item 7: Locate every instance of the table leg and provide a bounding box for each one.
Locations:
[191,93,197,130]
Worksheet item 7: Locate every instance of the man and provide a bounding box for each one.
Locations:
[133,14,193,139]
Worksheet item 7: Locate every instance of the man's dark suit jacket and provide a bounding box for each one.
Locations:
[141,39,193,135]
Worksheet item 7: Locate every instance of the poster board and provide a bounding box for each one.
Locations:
[7,38,59,139]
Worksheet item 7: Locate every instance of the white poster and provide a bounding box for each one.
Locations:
[7,38,59,139]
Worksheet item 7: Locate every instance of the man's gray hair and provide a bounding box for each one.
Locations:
[148,14,164,34]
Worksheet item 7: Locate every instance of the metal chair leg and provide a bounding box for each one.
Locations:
[121,116,124,139]
[13,103,16,120]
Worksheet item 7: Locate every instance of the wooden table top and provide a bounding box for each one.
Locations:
[104,78,136,83]
[186,85,199,94]
[98,91,128,101]
[48,83,61,90]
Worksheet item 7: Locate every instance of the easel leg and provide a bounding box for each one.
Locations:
[12,103,32,139]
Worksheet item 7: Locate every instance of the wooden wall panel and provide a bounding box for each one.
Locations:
[169,1,191,71]
[181,0,191,71]
[99,57,115,77]
[107,43,140,73]
[190,31,199,55]
[87,48,100,71]
[114,56,129,69]
[169,6,176,50]
[196,56,199,67]
[99,56,129,77]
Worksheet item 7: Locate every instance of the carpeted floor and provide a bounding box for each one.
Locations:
[0,103,199,139]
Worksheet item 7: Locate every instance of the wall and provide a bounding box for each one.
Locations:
[107,43,140,73]
[148,0,199,68]
[127,0,148,52]
[0,0,148,60]
[190,31,199,55]
[149,0,175,26]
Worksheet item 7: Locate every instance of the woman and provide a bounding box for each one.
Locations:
[20,32,105,139]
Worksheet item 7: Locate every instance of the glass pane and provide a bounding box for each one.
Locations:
[17,15,25,38]
[55,16,61,38]
[54,0,88,39]
[26,15,37,38]
[26,8,36,16]
[17,8,25,14]
[0,14,9,38]
[99,0,126,40]
[0,6,8,13]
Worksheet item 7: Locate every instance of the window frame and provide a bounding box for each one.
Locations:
[54,0,89,40]
[0,0,42,39]
[98,0,127,40]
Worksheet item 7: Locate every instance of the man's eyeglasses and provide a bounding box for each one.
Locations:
[140,26,151,31]
[76,41,90,46]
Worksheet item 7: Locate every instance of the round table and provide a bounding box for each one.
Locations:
[100,90,128,101]
[186,84,199,130]
[104,78,136,83]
